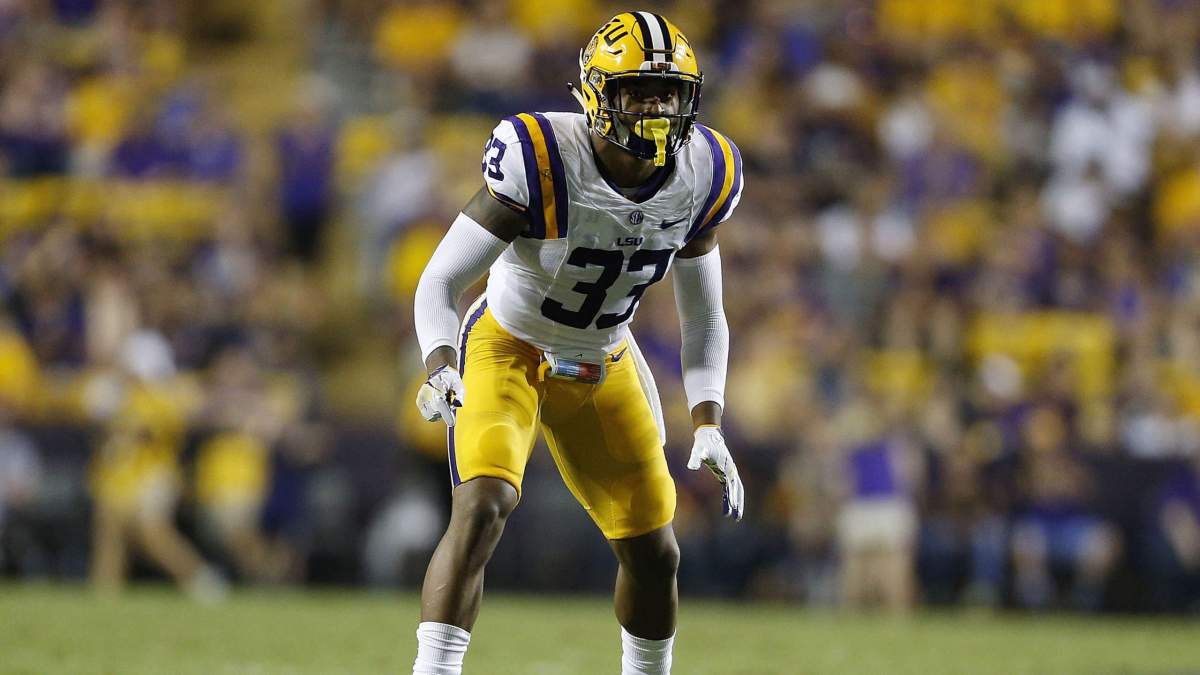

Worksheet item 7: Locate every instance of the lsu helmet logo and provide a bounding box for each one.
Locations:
[569,12,703,166]
[582,34,599,65]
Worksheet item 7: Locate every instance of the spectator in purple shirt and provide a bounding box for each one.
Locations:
[834,397,920,612]
[1010,406,1121,610]
[275,81,337,264]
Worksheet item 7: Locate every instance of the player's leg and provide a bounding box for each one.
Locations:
[881,544,916,612]
[134,517,203,582]
[420,477,519,628]
[1066,517,1120,611]
[610,525,680,674]
[90,501,129,594]
[879,502,917,613]
[415,304,541,675]
[839,545,869,609]
[541,345,678,674]
[89,457,136,593]
[836,503,871,609]
[135,516,229,602]
[132,475,227,602]
[1011,518,1053,608]
[611,525,680,638]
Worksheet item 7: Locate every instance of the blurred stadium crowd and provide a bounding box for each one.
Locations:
[3,0,1200,613]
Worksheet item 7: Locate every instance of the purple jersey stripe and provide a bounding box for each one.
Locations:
[457,298,489,378]
[531,113,569,238]
[697,135,742,238]
[488,187,527,214]
[687,124,725,242]
[449,298,487,488]
[448,427,462,487]
[504,116,546,239]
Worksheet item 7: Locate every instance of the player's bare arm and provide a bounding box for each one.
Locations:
[463,186,528,243]
[677,226,717,258]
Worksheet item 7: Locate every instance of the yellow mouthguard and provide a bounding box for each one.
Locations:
[634,118,670,166]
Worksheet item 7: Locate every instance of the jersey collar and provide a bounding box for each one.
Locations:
[590,143,676,205]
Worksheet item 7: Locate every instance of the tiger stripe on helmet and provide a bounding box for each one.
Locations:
[505,113,569,240]
[651,13,674,61]
[633,11,671,64]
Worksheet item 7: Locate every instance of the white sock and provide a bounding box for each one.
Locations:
[185,566,229,605]
[414,622,471,675]
[621,626,675,675]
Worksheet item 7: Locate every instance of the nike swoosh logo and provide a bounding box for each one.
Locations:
[611,347,629,362]
[655,217,687,229]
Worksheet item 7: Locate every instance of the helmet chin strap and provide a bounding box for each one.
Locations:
[567,82,588,111]
[633,117,670,166]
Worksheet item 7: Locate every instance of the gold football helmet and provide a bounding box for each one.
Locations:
[570,12,703,166]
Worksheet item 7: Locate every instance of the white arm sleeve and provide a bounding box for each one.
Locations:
[672,246,729,411]
[414,212,510,363]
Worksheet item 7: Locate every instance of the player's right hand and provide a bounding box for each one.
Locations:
[687,425,745,521]
[416,365,465,427]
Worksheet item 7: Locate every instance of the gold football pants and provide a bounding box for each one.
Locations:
[448,297,675,540]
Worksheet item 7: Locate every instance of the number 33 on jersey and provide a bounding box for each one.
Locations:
[479,111,743,356]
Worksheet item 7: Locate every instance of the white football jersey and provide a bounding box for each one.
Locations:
[479,111,743,356]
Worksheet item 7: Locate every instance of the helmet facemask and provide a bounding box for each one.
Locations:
[574,67,702,166]
[598,72,701,166]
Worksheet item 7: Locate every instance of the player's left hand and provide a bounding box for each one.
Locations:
[687,426,745,521]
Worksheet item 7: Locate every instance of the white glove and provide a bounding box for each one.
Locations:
[687,426,745,521]
[416,365,465,427]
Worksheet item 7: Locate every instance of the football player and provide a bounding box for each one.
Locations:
[411,12,745,675]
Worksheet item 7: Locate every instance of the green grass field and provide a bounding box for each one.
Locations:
[1,583,1198,674]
